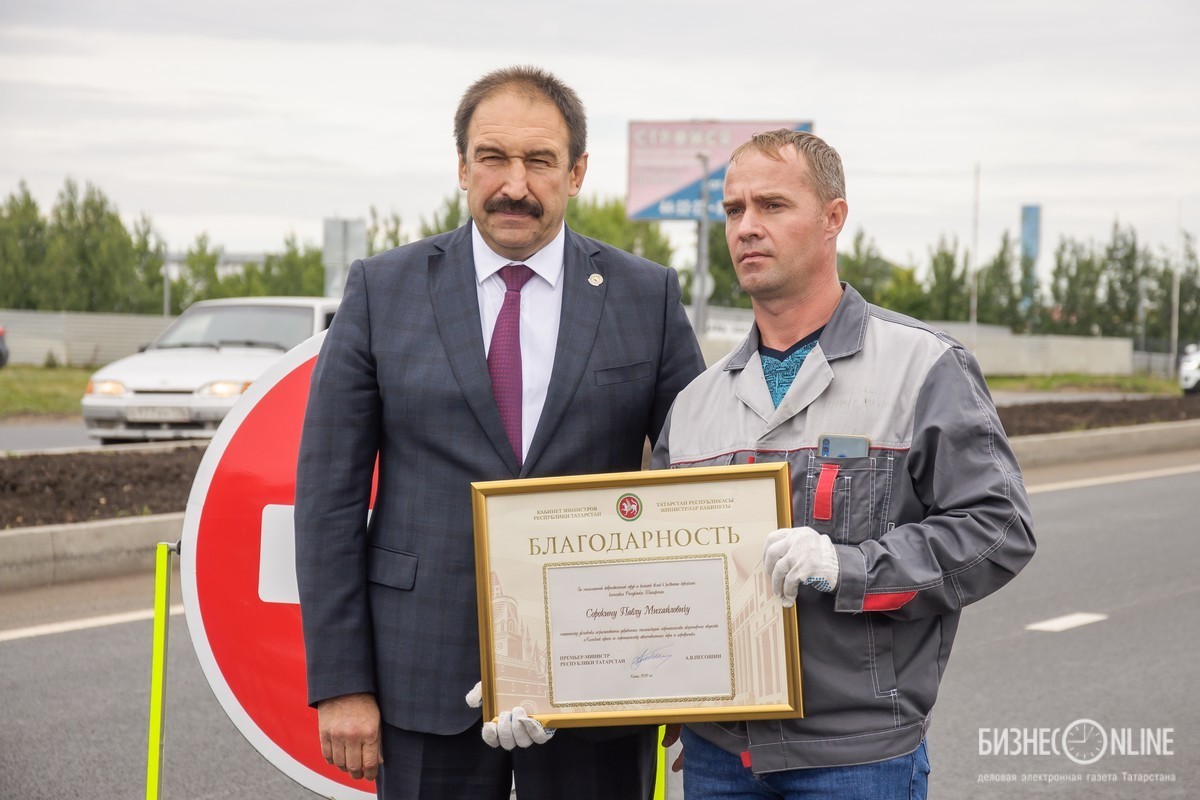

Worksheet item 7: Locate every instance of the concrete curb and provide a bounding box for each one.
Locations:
[1009,418,1200,468]
[2,420,1199,593]
[1,513,183,592]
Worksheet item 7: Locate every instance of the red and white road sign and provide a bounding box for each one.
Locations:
[181,332,374,799]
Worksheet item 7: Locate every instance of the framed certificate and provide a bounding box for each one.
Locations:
[470,462,802,728]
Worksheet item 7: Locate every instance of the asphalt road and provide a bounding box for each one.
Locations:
[0,416,94,452]
[1,449,1197,799]
[929,448,1199,798]
[0,389,1138,453]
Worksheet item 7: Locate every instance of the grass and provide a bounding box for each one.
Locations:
[0,366,1182,420]
[985,373,1182,396]
[0,365,93,418]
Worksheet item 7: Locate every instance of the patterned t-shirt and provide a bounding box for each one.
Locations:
[760,328,824,408]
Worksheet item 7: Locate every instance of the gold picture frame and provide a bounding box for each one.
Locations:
[471,462,802,728]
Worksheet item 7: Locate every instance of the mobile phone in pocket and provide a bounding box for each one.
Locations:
[819,433,870,458]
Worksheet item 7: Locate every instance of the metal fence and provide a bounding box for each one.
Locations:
[1132,351,1178,379]
[696,307,1138,377]
[3,306,1171,379]
[0,308,175,368]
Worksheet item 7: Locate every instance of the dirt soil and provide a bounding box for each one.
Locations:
[1,446,205,529]
[3,394,1199,530]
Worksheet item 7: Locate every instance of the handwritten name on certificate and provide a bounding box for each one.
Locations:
[546,556,734,706]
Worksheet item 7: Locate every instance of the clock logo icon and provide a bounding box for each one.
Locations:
[1062,718,1107,765]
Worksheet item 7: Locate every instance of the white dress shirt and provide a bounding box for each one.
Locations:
[473,222,565,461]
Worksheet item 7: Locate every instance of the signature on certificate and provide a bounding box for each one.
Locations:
[629,645,673,674]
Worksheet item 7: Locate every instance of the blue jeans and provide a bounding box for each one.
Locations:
[681,727,930,800]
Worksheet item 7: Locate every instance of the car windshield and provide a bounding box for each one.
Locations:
[154,305,313,351]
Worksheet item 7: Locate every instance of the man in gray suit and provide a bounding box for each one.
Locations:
[295,66,704,799]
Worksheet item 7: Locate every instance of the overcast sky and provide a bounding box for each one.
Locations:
[2,0,1198,276]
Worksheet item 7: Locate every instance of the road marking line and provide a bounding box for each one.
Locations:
[1027,463,1200,494]
[0,604,184,643]
[5,465,1189,643]
[1025,612,1108,632]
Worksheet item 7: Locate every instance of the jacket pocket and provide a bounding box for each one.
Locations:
[594,360,653,386]
[801,452,896,544]
[366,544,418,591]
[866,615,899,697]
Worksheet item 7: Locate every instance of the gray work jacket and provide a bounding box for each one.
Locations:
[652,284,1035,772]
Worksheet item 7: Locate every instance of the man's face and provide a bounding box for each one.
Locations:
[458,91,587,261]
[722,147,844,303]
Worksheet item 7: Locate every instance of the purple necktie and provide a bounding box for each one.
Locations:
[488,263,534,465]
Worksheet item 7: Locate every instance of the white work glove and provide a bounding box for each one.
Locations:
[466,681,556,749]
[763,526,840,605]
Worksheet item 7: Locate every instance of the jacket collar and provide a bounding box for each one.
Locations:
[725,282,869,372]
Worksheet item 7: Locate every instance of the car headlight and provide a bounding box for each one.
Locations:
[87,379,127,396]
[197,380,252,398]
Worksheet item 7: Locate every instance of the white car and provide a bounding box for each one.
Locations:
[1182,343,1200,395]
[82,296,339,443]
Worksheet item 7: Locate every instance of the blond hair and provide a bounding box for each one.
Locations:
[729,129,845,205]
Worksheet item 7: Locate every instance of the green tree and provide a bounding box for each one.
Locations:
[171,233,223,312]
[0,181,47,309]
[415,193,676,275]
[367,207,407,256]
[700,224,920,314]
[1041,237,1104,335]
[1179,232,1200,346]
[130,214,167,313]
[1099,223,1157,344]
[173,233,325,308]
[975,231,1020,329]
[565,196,673,267]
[876,265,930,319]
[258,235,325,296]
[419,194,469,238]
[39,179,138,312]
[1140,236,1200,351]
[701,222,751,309]
[221,261,269,298]
[1141,248,1175,348]
[1017,247,1040,333]
[837,229,894,306]
[924,236,969,321]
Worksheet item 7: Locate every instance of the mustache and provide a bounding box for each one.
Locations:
[484,197,543,217]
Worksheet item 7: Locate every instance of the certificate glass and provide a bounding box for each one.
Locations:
[471,463,802,728]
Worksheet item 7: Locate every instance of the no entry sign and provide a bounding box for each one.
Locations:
[181,332,373,799]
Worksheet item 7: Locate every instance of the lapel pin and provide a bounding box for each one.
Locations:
[588,273,604,286]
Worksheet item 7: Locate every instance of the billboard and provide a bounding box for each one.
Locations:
[627,121,812,222]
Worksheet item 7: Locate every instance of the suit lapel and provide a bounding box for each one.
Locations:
[522,229,605,475]
[428,224,522,474]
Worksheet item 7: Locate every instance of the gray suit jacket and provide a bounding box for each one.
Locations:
[295,223,704,734]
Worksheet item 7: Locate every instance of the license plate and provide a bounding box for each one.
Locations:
[126,406,191,423]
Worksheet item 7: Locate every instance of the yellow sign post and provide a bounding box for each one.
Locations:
[655,725,668,799]
[145,541,179,800]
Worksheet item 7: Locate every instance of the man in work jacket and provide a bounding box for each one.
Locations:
[652,129,1036,800]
